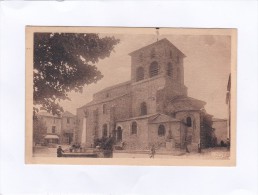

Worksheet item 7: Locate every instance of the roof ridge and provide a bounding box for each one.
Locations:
[84,92,131,107]
[149,113,160,121]
[96,80,131,94]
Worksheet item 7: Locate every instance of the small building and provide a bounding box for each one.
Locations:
[36,111,76,145]
[37,112,62,144]
[212,118,228,146]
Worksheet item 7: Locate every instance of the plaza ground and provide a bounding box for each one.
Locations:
[33,145,230,160]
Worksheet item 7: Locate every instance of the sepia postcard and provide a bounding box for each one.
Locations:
[26,27,236,166]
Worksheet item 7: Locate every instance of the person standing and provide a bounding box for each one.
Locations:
[185,137,190,153]
[198,139,202,153]
[226,138,230,151]
[150,145,156,158]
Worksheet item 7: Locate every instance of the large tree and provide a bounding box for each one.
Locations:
[33,33,119,115]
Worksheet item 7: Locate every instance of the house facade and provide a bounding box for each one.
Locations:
[37,111,76,144]
[75,38,219,151]
[37,112,62,144]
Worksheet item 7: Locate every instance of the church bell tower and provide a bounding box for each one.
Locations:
[128,38,188,117]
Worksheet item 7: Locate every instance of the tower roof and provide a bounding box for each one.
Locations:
[165,96,206,113]
[128,38,186,57]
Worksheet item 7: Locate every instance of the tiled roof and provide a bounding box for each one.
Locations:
[116,113,158,122]
[166,95,206,113]
[116,113,180,123]
[83,93,131,107]
[128,38,186,57]
[97,80,131,94]
[148,113,180,124]
[78,81,132,109]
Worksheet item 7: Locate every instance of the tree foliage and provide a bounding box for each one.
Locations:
[33,33,120,115]
[94,136,115,150]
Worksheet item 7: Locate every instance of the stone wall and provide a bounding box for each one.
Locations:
[131,75,166,117]
[130,39,187,117]
[114,118,183,151]
[76,93,132,147]
[130,39,185,83]
[116,118,150,150]
[148,122,181,150]
[175,111,201,144]
[156,80,188,113]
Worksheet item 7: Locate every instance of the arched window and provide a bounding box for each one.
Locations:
[136,67,144,81]
[167,62,173,77]
[102,124,108,137]
[150,48,156,58]
[117,126,122,141]
[158,124,166,136]
[131,121,137,134]
[140,102,147,116]
[149,61,159,77]
[103,104,107,114]
[186,117,192,127]
[169,50,173,59]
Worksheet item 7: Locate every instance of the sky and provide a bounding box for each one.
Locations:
[60,33,231,119]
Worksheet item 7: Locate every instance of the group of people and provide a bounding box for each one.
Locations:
[69,143,82,152]
[57,143,83,157]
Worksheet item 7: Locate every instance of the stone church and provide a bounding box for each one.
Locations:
[75,38,215,152]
